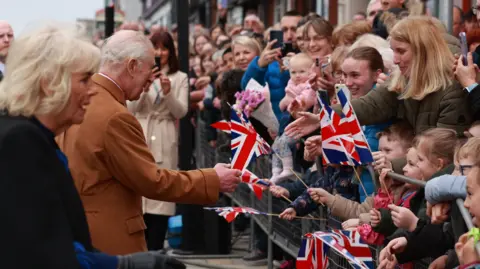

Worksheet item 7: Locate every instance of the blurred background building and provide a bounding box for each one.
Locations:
[76,0,478,40]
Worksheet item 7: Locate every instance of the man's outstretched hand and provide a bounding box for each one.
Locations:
[214,163,242,193]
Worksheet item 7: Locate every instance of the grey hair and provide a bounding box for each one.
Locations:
[350,34,394,71]
[100,30,153,67]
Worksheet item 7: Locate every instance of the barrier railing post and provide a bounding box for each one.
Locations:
[250,191,255,252]
[456,198,480,257]
[301,218,311,234]
[267,191,273,269]
[386,172,426,187]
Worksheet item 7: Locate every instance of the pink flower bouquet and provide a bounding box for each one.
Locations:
[233,79,279,133]
[234,90,265,117]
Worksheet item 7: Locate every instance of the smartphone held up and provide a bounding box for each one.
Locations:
[459,32,468,66]
[269,30,299,57]
[155,56,162,70]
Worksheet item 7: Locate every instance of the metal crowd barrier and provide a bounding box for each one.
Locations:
[194,118,470,268]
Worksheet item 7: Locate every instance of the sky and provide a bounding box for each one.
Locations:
[0,0,103,35]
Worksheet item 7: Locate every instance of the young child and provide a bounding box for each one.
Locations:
[271,53,316,183]
[383,138,480,269]
[308,121,414,228]
[456,145,480,268]
[374,128,458,268]
[278,165,360,221]
[362,147,421,247]
[373,129,457,236]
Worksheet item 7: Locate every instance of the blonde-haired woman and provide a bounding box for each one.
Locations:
[0,23,101,268]
[286,16,472,138]
[231,35,261,70]
[0,23,186,269]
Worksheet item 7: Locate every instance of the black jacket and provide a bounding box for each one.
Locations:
[0,115,93,269]
[469,85,480,120]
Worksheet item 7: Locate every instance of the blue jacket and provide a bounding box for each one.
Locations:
[74,242,118,269]
[358,122,391,202]
[279,168,319,200]
[241,56,290,122]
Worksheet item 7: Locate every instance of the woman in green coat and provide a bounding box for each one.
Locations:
[285,16,472,138]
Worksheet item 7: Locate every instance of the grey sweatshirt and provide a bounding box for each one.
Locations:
[424,175,467,205]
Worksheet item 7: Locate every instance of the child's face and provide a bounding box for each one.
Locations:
[289,60,312,85]
[415,140,443,180]
[378,135,408,161]
[341,57,379,99]
[465,167,480,227]
[402,148,422,188]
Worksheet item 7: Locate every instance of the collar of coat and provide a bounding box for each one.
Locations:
[92,73,126,105]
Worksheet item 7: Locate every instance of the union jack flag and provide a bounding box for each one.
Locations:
[318,96,359,165]
[296,234,330,269]
[230,109,270,170]
[314,230,374,269]
[336,86,374,164]
[204,207,262,223]
[241,169,270,200]
[210,120,231,134]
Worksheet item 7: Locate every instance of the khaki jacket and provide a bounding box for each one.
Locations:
[334,81,472,135]
[57,73,220,255]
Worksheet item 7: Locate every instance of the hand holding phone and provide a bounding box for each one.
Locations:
[313,58,323,78]
[258,38,282,68]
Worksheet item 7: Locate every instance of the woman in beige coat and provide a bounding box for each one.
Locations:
[128,31,189,251]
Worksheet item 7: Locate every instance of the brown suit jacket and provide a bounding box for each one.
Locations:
[57,74,220,255]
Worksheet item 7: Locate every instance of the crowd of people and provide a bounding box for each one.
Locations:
[179,0,480,268]
[3,0,480,268]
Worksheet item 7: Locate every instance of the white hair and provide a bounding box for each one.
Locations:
[367,0,380,13]
[350,34,394,71]
[0,22,100,116]
[100,30,153,68]
[231,35,261,56]
[212,49,224,62]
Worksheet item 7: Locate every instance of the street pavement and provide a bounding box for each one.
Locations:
[167,233,269,269]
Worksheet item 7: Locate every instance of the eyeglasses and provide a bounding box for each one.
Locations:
[473,6,480,15]
[460,164,473,176]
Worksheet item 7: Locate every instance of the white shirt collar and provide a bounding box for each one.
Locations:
[97,73,125,95]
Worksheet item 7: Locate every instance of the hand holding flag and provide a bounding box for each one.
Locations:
[213,163,242,193]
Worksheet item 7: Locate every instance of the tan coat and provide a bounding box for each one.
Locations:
[127,69,189,216]
[328,195,374,223]
[57,73,220,255]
